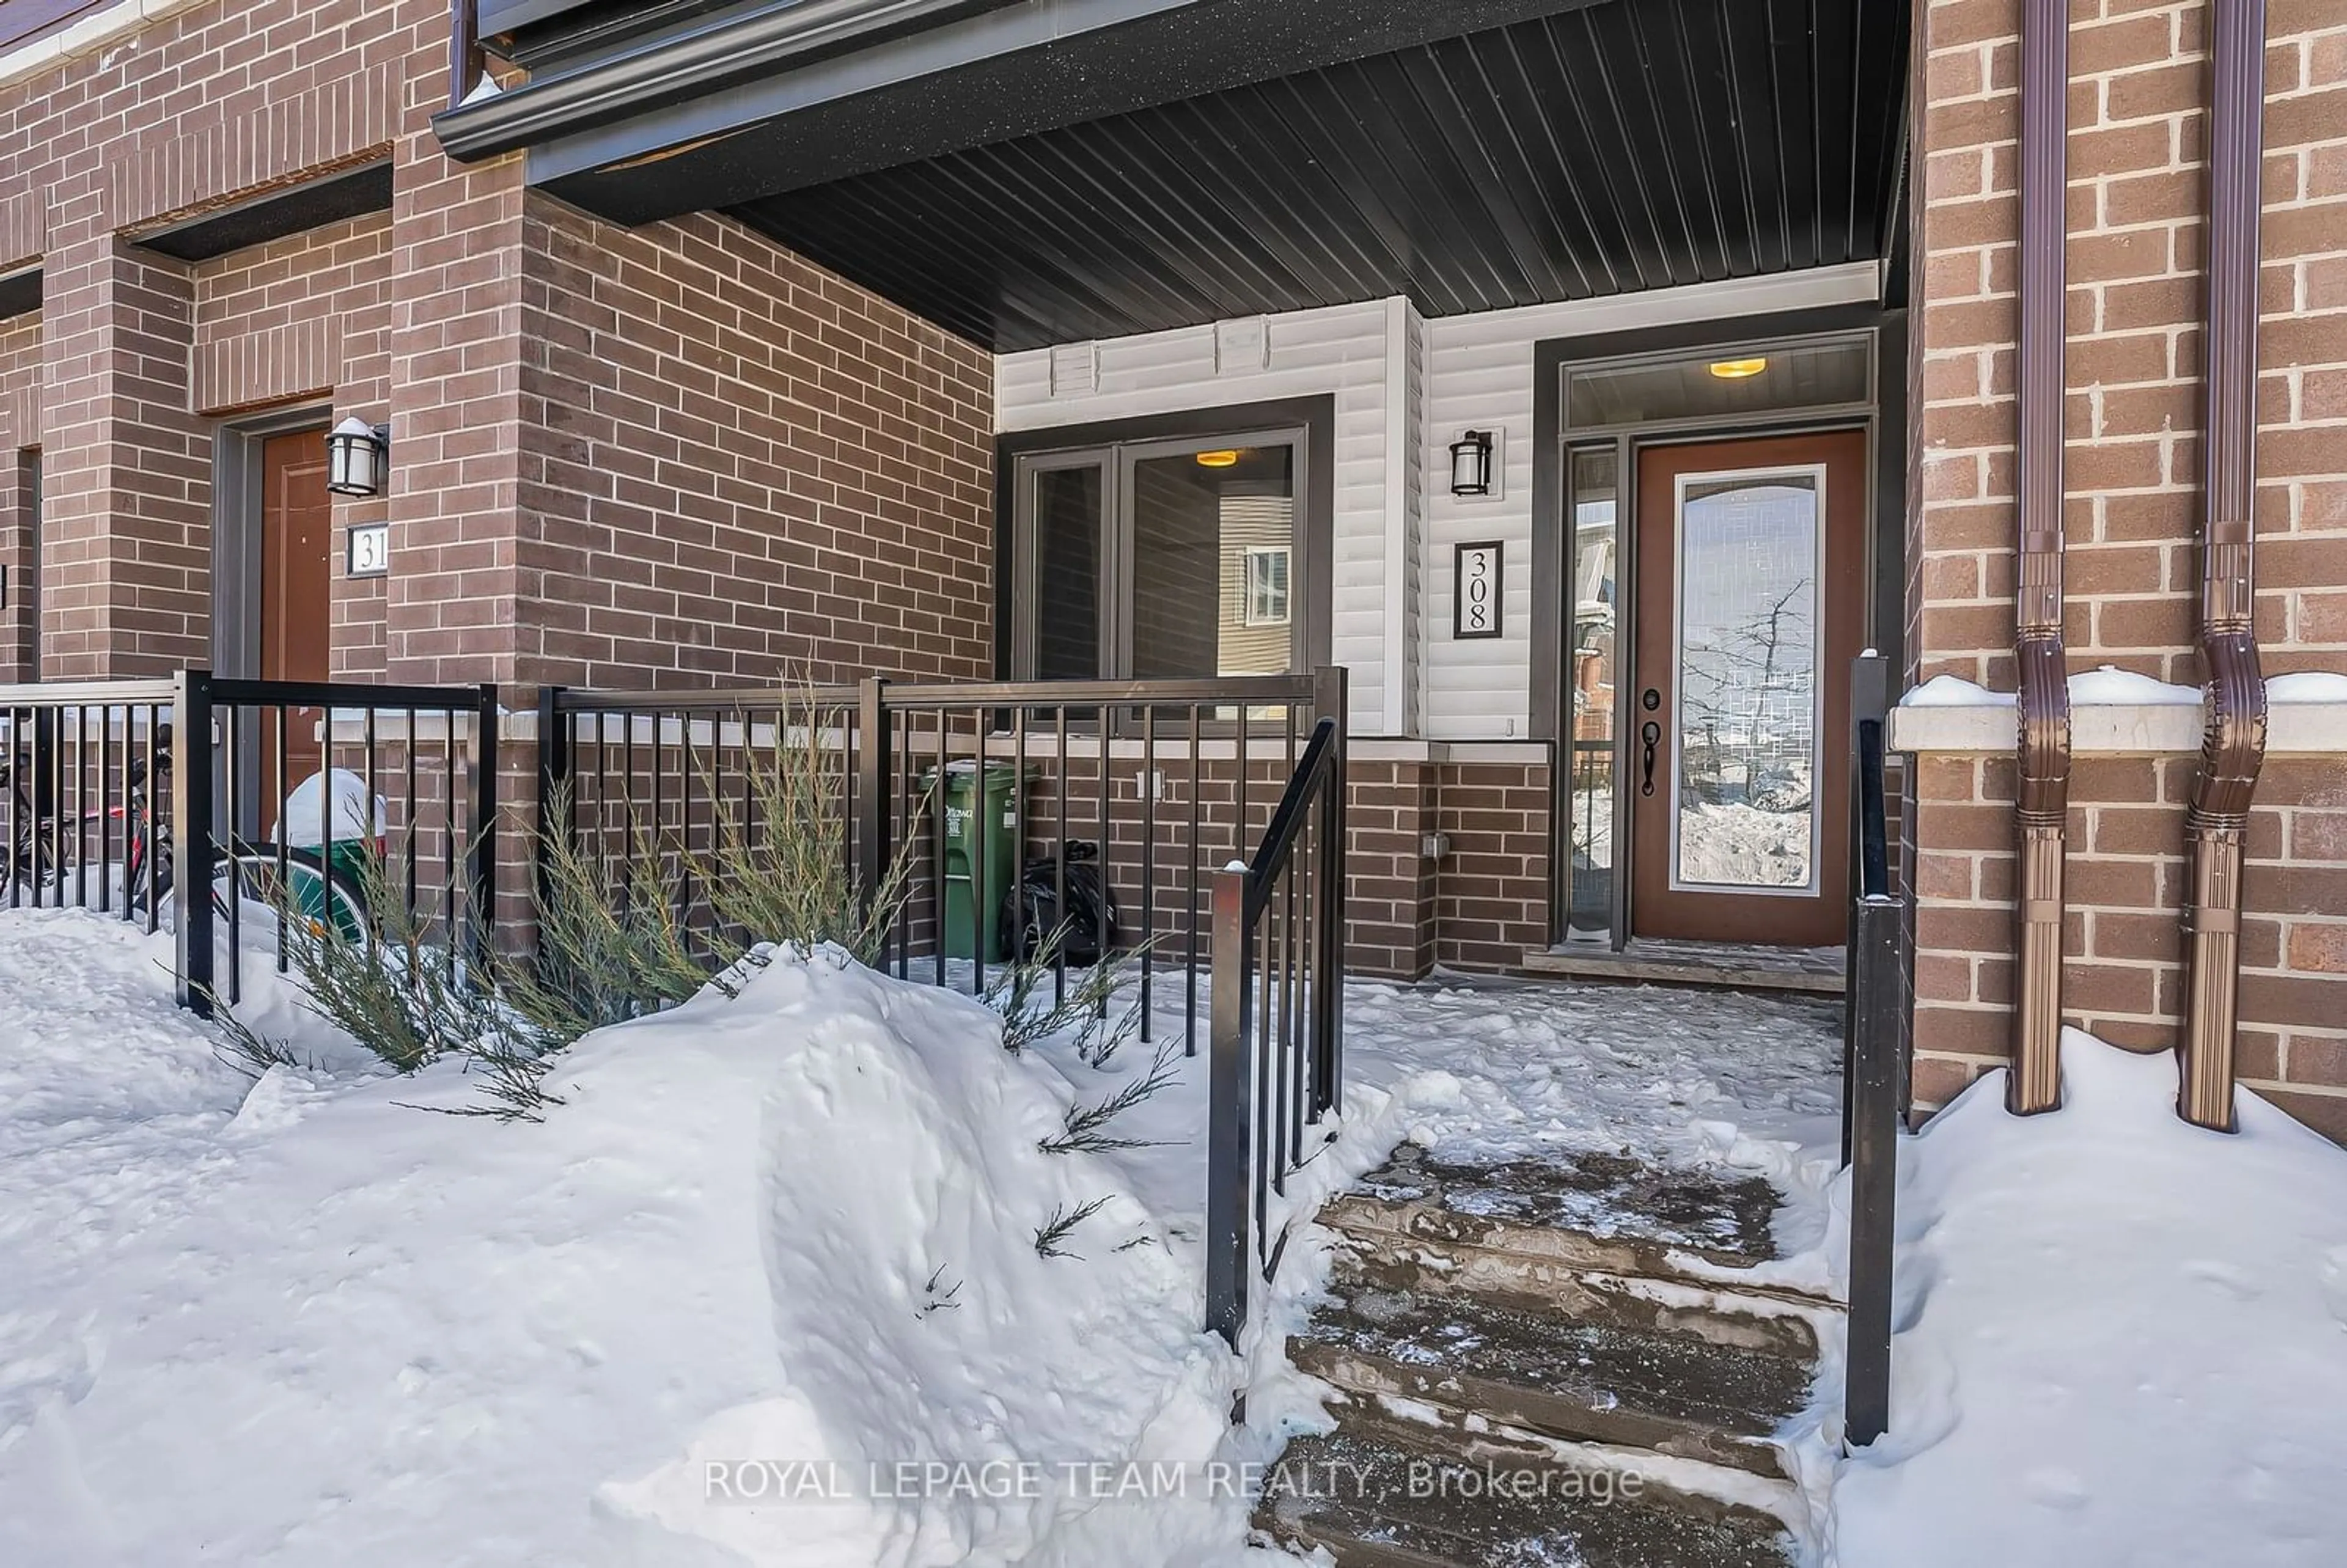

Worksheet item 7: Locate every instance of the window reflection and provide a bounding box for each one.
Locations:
[1672,471,1820,891]
[1564,447,1618,939]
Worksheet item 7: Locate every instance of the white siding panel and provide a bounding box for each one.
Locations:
[1418,263,1881,741]
[994,262,1879,742]
[997,301,1408,736]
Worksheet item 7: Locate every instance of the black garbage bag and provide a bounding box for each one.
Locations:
[1000,840,1120,965]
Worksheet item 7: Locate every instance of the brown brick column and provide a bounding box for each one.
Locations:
[0,452,32,683]
[384,134,529,687]
[1345,760,1437,978]
[33,238,210,677]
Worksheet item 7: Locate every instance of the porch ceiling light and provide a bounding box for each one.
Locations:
[1194,449,1241,468]
[1708,357,1769,379]
[326,416,390,499]
[1449,430,1494,497]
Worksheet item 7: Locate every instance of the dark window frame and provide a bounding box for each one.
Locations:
[993,394,1337,683]
[1530,302,1907,948]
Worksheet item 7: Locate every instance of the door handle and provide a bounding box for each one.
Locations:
[1640,720,1661,797]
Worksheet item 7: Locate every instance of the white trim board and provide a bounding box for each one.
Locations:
[0,0,202,92]
[1889,698,2347,755]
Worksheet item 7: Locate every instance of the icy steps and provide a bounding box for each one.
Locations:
[1257,1146,1836,1568]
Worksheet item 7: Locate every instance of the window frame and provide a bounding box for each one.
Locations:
[1242,543,1291,628]
[1008,422,1312,682]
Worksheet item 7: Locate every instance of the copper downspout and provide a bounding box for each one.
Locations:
[2178,0,2270,1133]
[2007,0,2070,1117]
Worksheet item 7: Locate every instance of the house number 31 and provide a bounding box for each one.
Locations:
[1454,541,1502,640]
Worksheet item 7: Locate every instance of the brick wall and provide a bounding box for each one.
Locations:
[0,309,35,681]
[0,0,995,694]
[511,199,994,690]
[1346,760,1438,977]
[1908,0,2347,1138]
[1435,761,1552,972]
[191,208,397,675]
[0,0,424,678]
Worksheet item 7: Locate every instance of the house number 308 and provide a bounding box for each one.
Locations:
[1455,541,1502,640]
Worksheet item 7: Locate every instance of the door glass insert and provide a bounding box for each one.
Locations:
[1030,464,1103,681]
[1671,467,1823,893]
[1128,444,1295,680]
[1563,447,1619,938]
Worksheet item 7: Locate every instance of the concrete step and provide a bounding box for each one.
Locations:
[1290,1275,1813,1479]
[1255,1424,1801,1568]
[1320,1145,1838,1313]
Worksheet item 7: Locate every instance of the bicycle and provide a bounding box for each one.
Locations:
[1,728,370,944]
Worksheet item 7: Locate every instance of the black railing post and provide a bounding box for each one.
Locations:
[1205,864,1252,1350]
[1845,890,1903,1451]
[535,683,570,929]
[1311,665,1348,1115]
[856,676,890,928]
[1843,652,1892,1161]
[173,669,216,1017]
[29,703,54,907]
[469,683,499,969]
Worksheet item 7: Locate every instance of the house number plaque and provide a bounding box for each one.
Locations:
[1454,540,1503,640]
[347,522,391,578]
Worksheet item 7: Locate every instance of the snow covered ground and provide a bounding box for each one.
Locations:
[0,907,1845,1567]
[16,906,2338,1567]
[1834,1030,2347,1568]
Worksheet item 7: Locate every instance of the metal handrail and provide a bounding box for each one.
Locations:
[1205,703,1347,1354]
[1240,717,1339,923]
[1843,652,1902,1451]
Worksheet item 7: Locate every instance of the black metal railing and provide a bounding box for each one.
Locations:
[0,673,501,1014]
[174,672,502,1016]
[542,669,1351,1059]
[1,678,180,929]
[1842,653,1903,1450]
[1204,708,1347,1350]
[542,669,1351,1351]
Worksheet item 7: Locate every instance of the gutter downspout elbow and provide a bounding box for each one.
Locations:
[2008,0,2071,1117]
[2178,0,2271,1134]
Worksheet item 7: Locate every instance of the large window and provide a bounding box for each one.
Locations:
[1012,433,1304,683]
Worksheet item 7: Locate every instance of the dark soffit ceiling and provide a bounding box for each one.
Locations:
[722,0,1908,351]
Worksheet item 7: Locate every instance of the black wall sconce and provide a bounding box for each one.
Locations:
[1449,429,1494,497]
[326,416,391,499]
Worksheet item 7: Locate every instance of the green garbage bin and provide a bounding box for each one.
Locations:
[923,761,1026,961]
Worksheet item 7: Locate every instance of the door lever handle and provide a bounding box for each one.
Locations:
[1639,721,1661,797]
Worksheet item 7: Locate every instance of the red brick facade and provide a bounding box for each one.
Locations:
[0,0,993,692]
[1907,0,2347,1137]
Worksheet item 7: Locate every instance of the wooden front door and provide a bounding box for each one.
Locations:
[260,430,332,818]
[1628,431,1867,947]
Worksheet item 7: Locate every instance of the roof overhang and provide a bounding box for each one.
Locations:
[434,0,1598,217]
[437,0,1909,352]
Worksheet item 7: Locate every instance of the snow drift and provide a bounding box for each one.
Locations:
[0,912,1315,1567]
[1832,1028,2347,1567]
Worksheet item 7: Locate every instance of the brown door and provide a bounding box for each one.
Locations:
[260,431,333,819]
[1628,431,1867,946]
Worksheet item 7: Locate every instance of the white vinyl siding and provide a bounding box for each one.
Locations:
[997,262,1881,742]
[997,300,1405,736]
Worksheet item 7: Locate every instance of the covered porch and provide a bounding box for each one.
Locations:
[435,0,1914,981]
